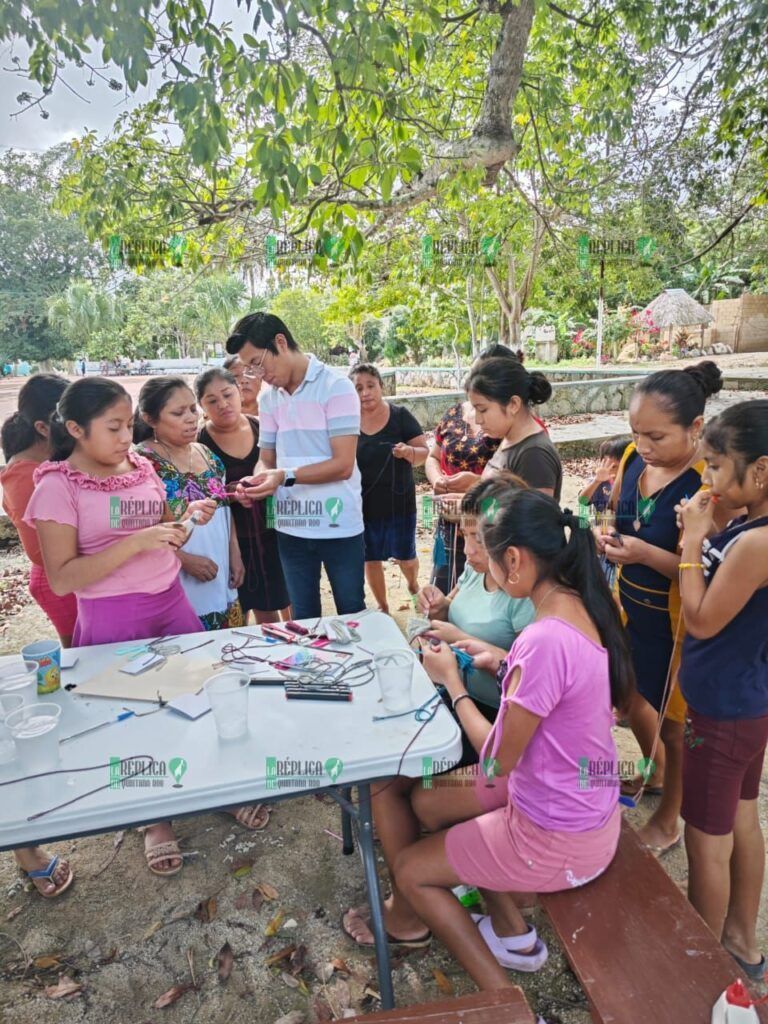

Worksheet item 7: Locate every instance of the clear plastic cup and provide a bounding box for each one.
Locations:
[0,692,24,766]
[204,671,249,740]
[6,702,62,773]
[374,650,415,713]
[0,661,39,706]
[21,639,62,695]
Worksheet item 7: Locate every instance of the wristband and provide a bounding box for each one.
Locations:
[452,692,471,711]
[679,562,705,571]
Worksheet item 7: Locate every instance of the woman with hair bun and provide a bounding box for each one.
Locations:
[465,358,562,500]
[600,360,723,855]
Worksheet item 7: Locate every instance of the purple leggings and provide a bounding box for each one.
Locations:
[73,577,202,646]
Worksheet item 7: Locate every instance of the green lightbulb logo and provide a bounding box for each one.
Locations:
[169,757,188,788]
[325,497,343,527]
[480,497,499,523]
[325,757,344,782]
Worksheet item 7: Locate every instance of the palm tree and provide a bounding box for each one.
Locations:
[48,281,121,353]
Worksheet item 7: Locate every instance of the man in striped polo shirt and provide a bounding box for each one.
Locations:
[228,312,365,619]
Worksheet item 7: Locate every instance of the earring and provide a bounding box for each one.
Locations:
[507,571,520,584]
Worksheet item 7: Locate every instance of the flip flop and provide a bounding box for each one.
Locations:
[341,907,432,950]
[471,913,548,972]
[620,778,663,798]
[645,835,681,859]
[728,951,766,982]
[144,839,183,877]
[25,854,74,899]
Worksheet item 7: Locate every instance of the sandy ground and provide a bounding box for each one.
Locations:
[1,418,767,1022]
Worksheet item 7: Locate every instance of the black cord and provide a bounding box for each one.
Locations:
[0,755,159,821]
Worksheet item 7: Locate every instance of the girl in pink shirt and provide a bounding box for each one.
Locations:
[24,377,213,878]
[394,484,635,990]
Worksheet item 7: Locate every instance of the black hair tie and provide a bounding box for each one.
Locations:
[559,507,575,527]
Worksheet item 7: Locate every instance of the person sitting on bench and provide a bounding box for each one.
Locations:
[392,483,634,989]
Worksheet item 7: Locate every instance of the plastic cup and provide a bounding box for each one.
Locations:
[6,702,62,773]
[204,671,249,740]
[21,639,62,695]
[374,649,415,713]
[0,661,39,705]
[0,693,24,766]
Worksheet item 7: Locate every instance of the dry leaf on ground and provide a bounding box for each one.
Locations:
[216,941,234,982]
[432,968,454,995]
[193,896,217,923]
[265,944,296,967]
[256,881,279,900]
[153,982,195,1008]
[264,910,285,937]
[44,975,83,999]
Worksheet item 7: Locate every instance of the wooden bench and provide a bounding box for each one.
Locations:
[346,988,536,1023]
[542,820,768,1023]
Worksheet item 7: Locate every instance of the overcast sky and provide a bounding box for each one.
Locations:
[0,4,256,152]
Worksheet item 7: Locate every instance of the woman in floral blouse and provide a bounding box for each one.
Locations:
[424,347,514,592]
[134,377,245,630]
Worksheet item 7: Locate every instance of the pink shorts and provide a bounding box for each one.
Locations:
[29,563,78,639]
[445,774,621,893]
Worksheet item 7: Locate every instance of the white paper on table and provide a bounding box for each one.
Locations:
[61,651,79,670]
[167,691,211,719]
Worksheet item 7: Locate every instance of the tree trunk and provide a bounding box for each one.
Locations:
[466,274,479,358]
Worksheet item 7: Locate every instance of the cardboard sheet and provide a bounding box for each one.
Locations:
[74,653,220,702]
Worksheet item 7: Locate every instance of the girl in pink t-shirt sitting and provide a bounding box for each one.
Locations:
[395,484,634,988]
[24,377,214,878]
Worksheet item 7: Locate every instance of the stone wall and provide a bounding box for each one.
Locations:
[391,365,647,390]
[391,375,645,430]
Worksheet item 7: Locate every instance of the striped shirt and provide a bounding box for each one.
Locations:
[259,355,363,538]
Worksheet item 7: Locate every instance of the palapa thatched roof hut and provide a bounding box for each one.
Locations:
[641,288,714,348]
[642,288,714,328]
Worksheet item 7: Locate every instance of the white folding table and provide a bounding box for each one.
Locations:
[0,611,462,1009]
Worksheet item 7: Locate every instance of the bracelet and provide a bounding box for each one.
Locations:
[452,692,471,711]
[679,562,705,570]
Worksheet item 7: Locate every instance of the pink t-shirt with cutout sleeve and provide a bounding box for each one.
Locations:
[481,617,618,833]
[23,451,180,600]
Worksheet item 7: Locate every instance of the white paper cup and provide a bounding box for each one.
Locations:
[0,661,39,706]
[0,692,24,765]
[204,671,249,740]
[374,650,415,713]
[6,702,62,773]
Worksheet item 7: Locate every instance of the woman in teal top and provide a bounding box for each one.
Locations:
[421,559,533,708]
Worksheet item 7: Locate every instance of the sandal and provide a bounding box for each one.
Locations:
[728,951,766,982]
[144,839,183,877]
[24,854,74,899]
[644,835,681,859]
[228,804,271,832]
[620,777,663,798]
[471,913,548,972]
[341,906,432,949]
